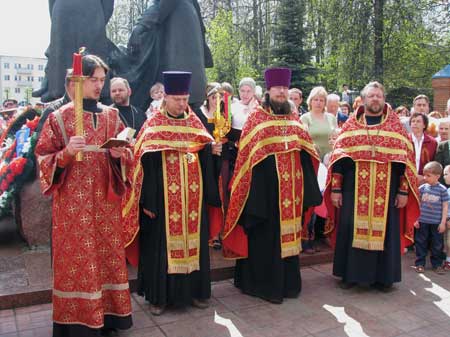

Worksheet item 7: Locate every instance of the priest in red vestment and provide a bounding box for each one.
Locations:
[35,55,133,337]
[122,71,222,316]
[324,81,419,290]
[222,68,322,304]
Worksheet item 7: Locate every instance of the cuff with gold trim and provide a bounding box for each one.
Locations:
[331,173,343,193]
[397,175,409,195]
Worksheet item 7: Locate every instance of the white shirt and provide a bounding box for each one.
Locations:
[231,99,257,130]
[411,133,424,171]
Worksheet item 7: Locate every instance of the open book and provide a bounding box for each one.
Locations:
[100,127,135,149]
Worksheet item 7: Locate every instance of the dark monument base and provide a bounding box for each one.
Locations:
[14,178,52,247]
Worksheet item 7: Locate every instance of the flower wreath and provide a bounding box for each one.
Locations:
[0,108,41,219]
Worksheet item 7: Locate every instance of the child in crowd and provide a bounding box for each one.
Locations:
[443,165,450,270]
[415,161,448,274]
[146,82,165,118]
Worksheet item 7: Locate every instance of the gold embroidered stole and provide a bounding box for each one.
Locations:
[275,152,304,258]
[162,150,203,274]
[353,161,391,250]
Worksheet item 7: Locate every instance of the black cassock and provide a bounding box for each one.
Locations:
[137,146,220,307]
[234,151,322,303]
[332,115,404,286]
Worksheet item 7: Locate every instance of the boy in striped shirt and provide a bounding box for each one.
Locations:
[415,161,448,274]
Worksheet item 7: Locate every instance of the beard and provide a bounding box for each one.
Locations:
[112,96,129,106]
[270,99,292,115]
[366,102,384,114]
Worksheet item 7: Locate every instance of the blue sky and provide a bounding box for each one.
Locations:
[0,0,51,58]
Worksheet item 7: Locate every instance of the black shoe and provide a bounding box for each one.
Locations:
[192,298,209,309]
[149,304,166,315]
[372,282,394,292]
[100,327,117,336]
[338,280,356,289]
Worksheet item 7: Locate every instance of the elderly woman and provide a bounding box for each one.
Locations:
[437,118,450,143]
[300,86,337,160]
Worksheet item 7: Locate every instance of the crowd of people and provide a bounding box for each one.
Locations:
[7,51,447,337]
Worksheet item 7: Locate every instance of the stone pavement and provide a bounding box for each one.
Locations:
[0,225,331,309]
[2,252,450,337]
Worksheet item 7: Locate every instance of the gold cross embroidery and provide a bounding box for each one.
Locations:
[170,212,181,222]
[283,199,292,208]
[169,183,180,194]
[189,211,198,221]
[360,170,369,179]
[84,239,93,248]
[359,195,368,204]
[190,182,199,192]
[377,172,386,180]
[375,197,385,206]
[282,171,290,182]
[168,153,178,164]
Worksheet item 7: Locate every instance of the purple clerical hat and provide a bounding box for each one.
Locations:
[264,67,292,89]
[163,71,192,95]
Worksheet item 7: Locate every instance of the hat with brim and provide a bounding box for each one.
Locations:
[163,71,192,95]
[264,67,291,89]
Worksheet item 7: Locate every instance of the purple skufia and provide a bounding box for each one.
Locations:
[163,71,192,95]
[264,67,292,89]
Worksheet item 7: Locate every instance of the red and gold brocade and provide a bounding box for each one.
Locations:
[122,108,213,274]
[324,105,420,252]
[222,107,319,259]
[35,103,132,328]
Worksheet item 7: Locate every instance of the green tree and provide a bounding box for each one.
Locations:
[271,0,315,91]
[205,9,258,88]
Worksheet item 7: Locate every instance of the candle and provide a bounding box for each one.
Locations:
[72,53,82,76]
[223,92,229,120]
[215,92,221,120]
[225,92,232,123]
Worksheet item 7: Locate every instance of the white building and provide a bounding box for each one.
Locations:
[0,55,46,105]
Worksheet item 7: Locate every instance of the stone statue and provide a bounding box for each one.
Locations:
[114,0,213,111]
[33,0,114,102]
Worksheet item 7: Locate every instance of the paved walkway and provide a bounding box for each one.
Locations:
[2,253,450,337]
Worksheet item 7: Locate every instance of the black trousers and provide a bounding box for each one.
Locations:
[415,222,444,268]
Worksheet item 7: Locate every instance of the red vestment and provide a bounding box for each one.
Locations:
[324,105,419,253]
[35,103,132,329]
[122,108,214,272]
[222,107,320,259]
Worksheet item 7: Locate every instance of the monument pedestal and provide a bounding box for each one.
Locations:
[14,178,52,247]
